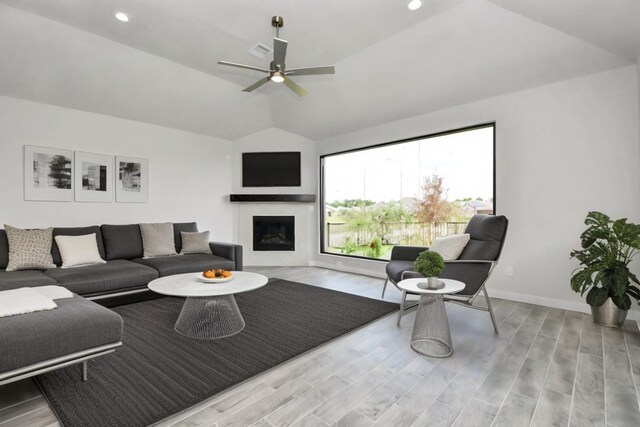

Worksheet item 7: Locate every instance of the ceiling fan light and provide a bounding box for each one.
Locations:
[270,72,285,83]
[114,11,130,22]
[407,0,422,11]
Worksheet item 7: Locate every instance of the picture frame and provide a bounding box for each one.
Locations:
[115,155,149,203]
[74,152,114,203]
[24,145,74,202]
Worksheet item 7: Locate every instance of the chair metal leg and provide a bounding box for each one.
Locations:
[82,361,88,381]
[397,291,406,326]
[382,277,389,299]
[483,287,499,335]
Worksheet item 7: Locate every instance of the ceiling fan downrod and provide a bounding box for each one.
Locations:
[271,15,284,38]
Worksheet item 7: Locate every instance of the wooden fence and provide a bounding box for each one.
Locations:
[325,221,469,248]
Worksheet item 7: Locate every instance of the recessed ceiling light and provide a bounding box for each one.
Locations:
[114,11,130,23]
[408,0,422,11]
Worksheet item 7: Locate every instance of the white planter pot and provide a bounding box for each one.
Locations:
[427,277,440,289]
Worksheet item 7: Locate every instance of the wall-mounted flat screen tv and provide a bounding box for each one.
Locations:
[242,152,301,187]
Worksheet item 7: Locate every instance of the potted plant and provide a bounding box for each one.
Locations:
[570,211,640,327]
[414,250,445,289]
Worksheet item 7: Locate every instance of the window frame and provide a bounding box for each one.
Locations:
[319,122,497,261]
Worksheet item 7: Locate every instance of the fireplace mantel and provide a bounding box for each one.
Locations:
[230,194,316,203]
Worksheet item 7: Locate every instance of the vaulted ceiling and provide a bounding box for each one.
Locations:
[0,0,638,140]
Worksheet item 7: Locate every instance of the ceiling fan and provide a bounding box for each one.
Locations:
[218,16,335,96]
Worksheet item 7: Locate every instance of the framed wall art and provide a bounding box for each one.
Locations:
[74,152,113,203]
[115,155,149,203]
[24,145,73,202]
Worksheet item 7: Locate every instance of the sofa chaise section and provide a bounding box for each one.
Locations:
[0,295,123,385]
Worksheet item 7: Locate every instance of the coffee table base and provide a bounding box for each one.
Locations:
[410,294,453,357]
[175,295,245,339]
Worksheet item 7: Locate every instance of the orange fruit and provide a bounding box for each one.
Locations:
[203,270,215,279]
[222,271,232,278]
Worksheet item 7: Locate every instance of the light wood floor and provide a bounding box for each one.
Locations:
[1,266,640,427]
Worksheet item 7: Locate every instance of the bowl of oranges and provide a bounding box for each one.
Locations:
[200,269,233,283]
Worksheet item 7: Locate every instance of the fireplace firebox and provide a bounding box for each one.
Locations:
[253,216,295,251]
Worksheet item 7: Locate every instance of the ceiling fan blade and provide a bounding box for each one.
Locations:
[242,77,271,93]
[273,37,288,69]
[283,76,308,97]
[218,60,270,74]
[286,66,335,76]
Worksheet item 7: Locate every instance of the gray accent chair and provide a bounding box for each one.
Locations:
[383,214,508,333]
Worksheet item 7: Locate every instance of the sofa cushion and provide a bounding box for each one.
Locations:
[140,223,177,258]
[0,296,123,373]
[0,230,8,269]
[101,224,144,260]
[52,226,106,266]
[173,222,198,253]
[4,225,57,272]
[0,269,58,292]
[133,254,235,277]
[43,259,158,296]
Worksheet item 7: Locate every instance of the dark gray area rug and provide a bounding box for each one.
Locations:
[36,279,398,427]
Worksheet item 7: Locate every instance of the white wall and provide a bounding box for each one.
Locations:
[231,128,317,265]
[0,95,234,241]
[638,53,640,146]
[314,65,640,319]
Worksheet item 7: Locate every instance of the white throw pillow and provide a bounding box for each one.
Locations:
[140,223,178,258]
[54,233,107,268]
[429,233,471,260]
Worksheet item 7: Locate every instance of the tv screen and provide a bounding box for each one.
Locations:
[242,152,301,187]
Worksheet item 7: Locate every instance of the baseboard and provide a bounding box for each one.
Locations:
[488,289,640,322]
[310,260,387,279]
[309,261,640,321]
[310,261,640,322]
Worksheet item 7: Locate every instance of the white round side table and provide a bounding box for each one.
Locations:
[396,278,465,358]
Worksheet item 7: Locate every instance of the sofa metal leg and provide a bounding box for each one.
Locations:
[82,361,88,381]
[483,287,499,335]
[381,277,389,299]
[397,291,406,326]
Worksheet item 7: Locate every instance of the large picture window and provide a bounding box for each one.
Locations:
[320,123,495,260]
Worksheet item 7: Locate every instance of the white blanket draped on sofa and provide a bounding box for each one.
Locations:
[0,286,73,318]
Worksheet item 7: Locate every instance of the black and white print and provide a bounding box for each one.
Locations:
[115,155,148,203]
[24,146,73,201]
[74,152,113,202]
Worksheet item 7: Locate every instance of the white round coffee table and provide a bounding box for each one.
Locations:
[397,278,465,358]
[148,271,268,340]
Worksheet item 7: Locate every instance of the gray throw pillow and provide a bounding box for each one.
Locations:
[139,223,178,258]
[4,224,56,271]
[180,231,212,255]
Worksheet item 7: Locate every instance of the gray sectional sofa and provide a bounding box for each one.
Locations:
[0,222,243,386]
[0,222,243,299]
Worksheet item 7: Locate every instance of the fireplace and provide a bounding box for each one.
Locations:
[253,216,295,251]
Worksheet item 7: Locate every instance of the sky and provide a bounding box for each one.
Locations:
[323,126,494,203]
